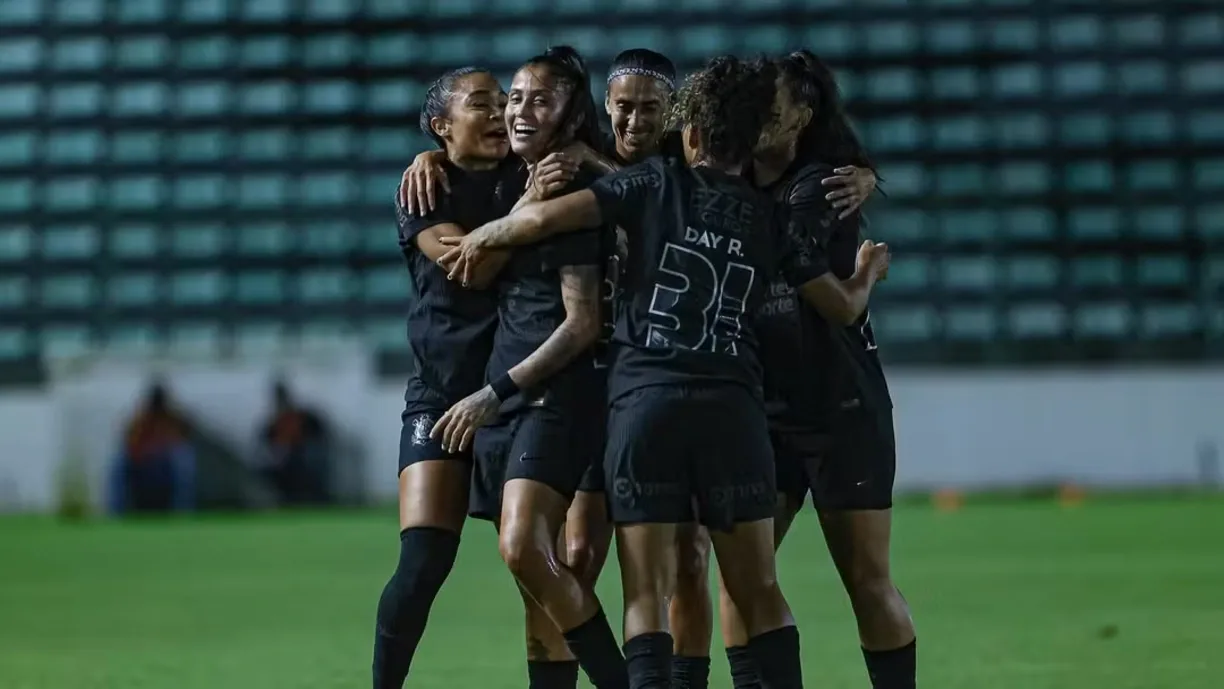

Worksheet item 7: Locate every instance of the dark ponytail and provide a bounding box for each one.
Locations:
[523,45,601,150]
[780,50,877,175]
[419,65,489,148]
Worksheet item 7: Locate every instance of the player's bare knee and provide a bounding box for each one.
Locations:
[498,527,551,582]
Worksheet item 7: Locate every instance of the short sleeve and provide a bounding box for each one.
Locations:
[782,164,839,248]
[772,203,830,288]
[588,158,667,231]
[396,194,455,252]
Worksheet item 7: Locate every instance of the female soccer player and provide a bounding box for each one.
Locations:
[429,47,628,689]
[436,55,891,689]
[372,66,525,689]
[668,50,916,689]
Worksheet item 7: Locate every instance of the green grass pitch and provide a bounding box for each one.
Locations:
[1,497,1220,688]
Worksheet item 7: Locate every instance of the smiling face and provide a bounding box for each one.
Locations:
[505,63,574,162]
[430,71,509,164]
[605,74,670,162]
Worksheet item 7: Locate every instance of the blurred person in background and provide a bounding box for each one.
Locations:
[109,380,196,515]
[430,46,628,689]
[256,380,331,507]
[667,50,915,689]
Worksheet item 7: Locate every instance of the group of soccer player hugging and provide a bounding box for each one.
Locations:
[373,43,915,689]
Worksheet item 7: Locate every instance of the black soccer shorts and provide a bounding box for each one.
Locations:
[468,400,603,522]
[604,383,777,532]
[399,408,470,474]
[769,427,829,506]
[806,404,897,511]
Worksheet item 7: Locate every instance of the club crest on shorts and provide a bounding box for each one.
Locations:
[410,414,434,446]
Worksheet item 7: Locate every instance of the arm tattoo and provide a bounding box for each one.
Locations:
[506,264,601,391]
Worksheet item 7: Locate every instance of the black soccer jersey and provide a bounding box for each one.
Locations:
[588,157,830,401]
[485,168,608,411]
[756,161,892,431]
[397,156,527,412]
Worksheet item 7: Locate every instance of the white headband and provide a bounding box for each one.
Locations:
[608,66,675,91]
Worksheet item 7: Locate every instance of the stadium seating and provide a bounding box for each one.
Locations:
[0,0,1220,367]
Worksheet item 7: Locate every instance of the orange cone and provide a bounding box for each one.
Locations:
[1058,484,1085,508]
[932,489,963,512]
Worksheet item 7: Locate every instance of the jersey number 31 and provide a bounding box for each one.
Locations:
[647,242,756,355]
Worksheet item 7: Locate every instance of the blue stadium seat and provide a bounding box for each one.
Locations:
[43,225,100,260]
[366,0,416,17]
[173,174,227,209]
[0,131,36,167]
[45,130,103,164]
[235,223,289,256]
[1008,303,1066,338]
[870,208,927,243]
[873,306,937,342]
[1137,256,1190,288]
[49,38,105,71]
[801,24,855,58]
[1180,12,1224,46]
[1072,256,1123,287]
[1007,256,1059,289]
[44,177,99,211]
[877,163,924,198]
[304,81,356,114]
[366,35,415,66]
[0,276,29,309]
[674,26,732,61]
[116,0,167,23]
[111,82,167,117]
[1196,159,1224,190]
[927,20,976,54]
[108,272,160,307]
[179,36,232,69]
[178,82,229,117]
[110,176,164,210]
[865,22,919,55]
[169,270,227,305]
[41,325,91,359]
[235,37,287,68]
[241,0,292,23]
[112,131,164,163]
[302,128,354,160]
[240,82,291,114]
[236,174,289,209]
[109,225,159,259]
[365,129,418,161]
[1133,206,1184,239]
[997,162,1050,195]
[934,116,986,151]
[1184,60,1224,94]
[1122,111,1174,144]
[239,129,291,161]
[1140,304,1198,338]
[170,224,226,258]
[1069,207,1122,239]
[167,323,222,355]
[48,83,104,118]
[0,0,39,25]
[882,255,932,290]
[367,80,416,115]
[1051,15,1102,49]
[1112,15,1163,49]
[0,327,30,359]
[175,129,227,162]
[867,68,918,102]
[990,19,1040,50]
[1198,204,1224,239]
[364,318,408,350]
[40,274,95,308]
[1056,61,1107,97]
[935,164,987,196]
[942,256,998,293]
[116,36,168,68]
[54,0,105,24]
[1003,207,1056,240]
[235,271,286,304]
[304,0,354,20]
[1189,111,1224,143]
[363,267,410,303]
[944,306,997,340]
[0,38,42,73]
[1118,61,1167,95]
[865,116,922,152]
[1074,302,1130,338]
[0,225,32,262]
[939,210,997,242]
[297,269,351,303]
[1127,160,1178,191]
[994,112,1048,149]
[299,173,353,207]
[301,221,354,256]
[0,180,34,212]
[931,67,980,100]
[106,324,159,355]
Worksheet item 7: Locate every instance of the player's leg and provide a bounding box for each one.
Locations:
[716,431,818,689]
[516,541,581,689]
[499,407,626,689]
[373,410,473,689]
[696,388,804,689]
[812,408,915,689]
[605,387,694,689]
[564,471,613,587]
[668,520,713,689]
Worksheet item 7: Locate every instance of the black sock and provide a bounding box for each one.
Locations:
[622,632,672,689]
[863,638,916,689]
[725,645,762,689]
[371,527,460,689]
[671,655,710,689]
[561,608,628,689]
[528,660,580,689]
[747,626,803,689]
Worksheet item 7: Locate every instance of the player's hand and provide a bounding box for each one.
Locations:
[430,386,500,453]
[437,233,490,287]
[527,152,579,200]
[397,150,450,215]
[856,240,890,282]
[822,166,877,219]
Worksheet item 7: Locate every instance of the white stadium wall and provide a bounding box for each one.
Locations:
[0,355,1222,513]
